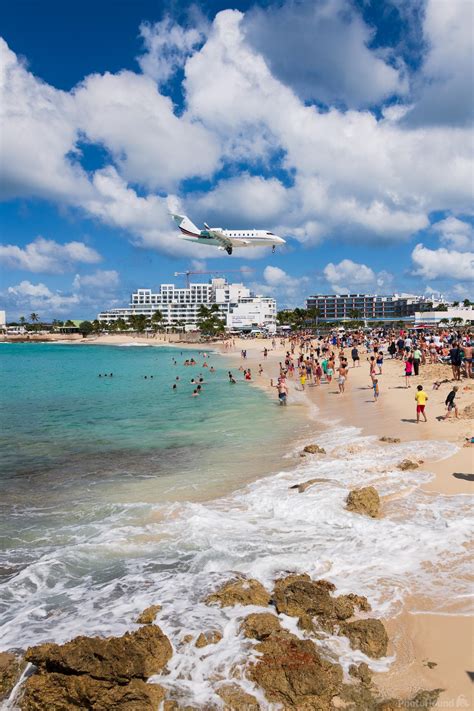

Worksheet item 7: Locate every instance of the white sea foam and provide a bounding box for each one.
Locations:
[1,426,472,709]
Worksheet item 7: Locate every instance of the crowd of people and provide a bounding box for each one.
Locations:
[265,327,472,421]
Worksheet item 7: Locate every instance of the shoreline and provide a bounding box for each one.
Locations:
[2,335,473,708]
[212,336,474,706]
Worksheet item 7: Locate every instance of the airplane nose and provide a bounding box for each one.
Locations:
[277,235,285,244]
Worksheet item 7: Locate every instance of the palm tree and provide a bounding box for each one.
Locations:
[439,318,449,325]
[451,317,463,326]
[116,318,127,331]
[151,309,165,333]
[91,319,102,333]
[306,307,321,328]
[30,313,39,323]
[128,314,147,333]
[348,309,361,320]
[19,316,26,326]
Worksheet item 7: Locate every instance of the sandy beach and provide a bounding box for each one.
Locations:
[214,335,474,707]
[29,332,473,706]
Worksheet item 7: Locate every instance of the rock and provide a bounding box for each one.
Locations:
[397,459,419,471]
[340,619,388,659]
[379,437,400,444]
[136,604,162,625]
[273,575,336,621]
[180,635,194,645]
[334,597,355,620]
[272,575,370,633]
[377,689,443,711]
[348,662,372,685]
[346,487,380,518]
[25,625,172,683]
[303,444,326,454]
[20,673,166,711]
[425,661,437,669]
[216,683,260,709]
[345,593,372,612]
[248,630,343,707]
[0,651,25,702]
[205,576,271,608]
[240,613,281,640]
[194,631,222,648]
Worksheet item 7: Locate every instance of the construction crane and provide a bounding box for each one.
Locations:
[174,270,242,288]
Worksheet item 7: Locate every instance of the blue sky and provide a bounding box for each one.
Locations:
[0,0,472,320]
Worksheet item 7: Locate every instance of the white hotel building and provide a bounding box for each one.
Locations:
[98,278,277,332]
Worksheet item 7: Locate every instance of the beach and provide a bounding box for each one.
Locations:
[1,335,473,709]
[219,335,474,707]
[76,333,474,703]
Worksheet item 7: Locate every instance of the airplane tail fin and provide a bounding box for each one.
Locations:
[170,213,200,236]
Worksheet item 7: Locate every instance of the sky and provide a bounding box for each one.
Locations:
[0,0,473,320]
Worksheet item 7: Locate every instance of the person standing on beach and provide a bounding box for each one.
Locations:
[372,378,379,401]
[351,346,360,367]
[444,386,459,419]
[450,342,462,381]
[463,341,473,379]
[413,346,422,376]
[415,384,428,423]
[338,363,348,393]
[404,356,414,387]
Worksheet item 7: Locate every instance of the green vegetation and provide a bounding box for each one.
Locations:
[197,305,225,336]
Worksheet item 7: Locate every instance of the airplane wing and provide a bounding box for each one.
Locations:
[207,229,234,249]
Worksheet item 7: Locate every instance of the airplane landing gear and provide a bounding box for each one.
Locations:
[226,247,233,255]
[272,245,276,253]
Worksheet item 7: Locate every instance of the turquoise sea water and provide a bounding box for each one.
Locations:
[0,343,307,646]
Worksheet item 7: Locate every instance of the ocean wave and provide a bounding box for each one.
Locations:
[1,425,471,708]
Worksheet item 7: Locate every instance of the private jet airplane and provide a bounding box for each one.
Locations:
[171,214,285,255]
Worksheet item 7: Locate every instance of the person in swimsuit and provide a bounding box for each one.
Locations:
[404,357,413,388]
[338,364,348,393]
[463,342,472,379]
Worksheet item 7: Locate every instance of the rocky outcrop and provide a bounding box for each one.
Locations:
[379,437,401,444]
[340,619,388,658]
[397,459,419,471]
[349,661,372,685]
[20,674,166,711]
[205,576,271,607]
[377,689,443,710]
[346,487,381,518]
[136,604,162,625]
[248,630,343,708]
[303,444,326,454]
[272,574,370,632]
[0,651,25,702]
[20,626,172,710]
[216,683,260,709]
[240,613,281,640]
[194,631,222,648]
[25,625,172,683]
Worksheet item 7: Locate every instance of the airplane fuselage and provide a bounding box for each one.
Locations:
[171,214,285,255]
[181,228,283,249]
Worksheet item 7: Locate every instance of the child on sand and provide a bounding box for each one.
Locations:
[404,357,413,388]
[372,378,379,401]
[415,384,428,423]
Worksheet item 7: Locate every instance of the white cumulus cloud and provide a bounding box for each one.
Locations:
[0,237,101,273]
[431,216,473,251]
[324,259,377,293]
[138,16,207,84]
[411,243,474,280]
